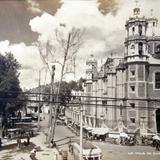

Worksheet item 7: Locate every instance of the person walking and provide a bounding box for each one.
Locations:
[155,140,160,151]
[51,139,57,148]
[30,149,37,160]
[0,138,2,149]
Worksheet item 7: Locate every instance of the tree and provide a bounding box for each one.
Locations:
[75,77,86,91]
[0,53,26,117]
[42,78,85,107]
[37,26,84,143]
[42,81,71,106]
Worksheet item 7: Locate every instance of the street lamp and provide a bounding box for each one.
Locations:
[37,66,48,131]
[51,60,74,77]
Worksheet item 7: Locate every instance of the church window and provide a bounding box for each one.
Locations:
[132,27,135,35]
[92,73,94,79]
[131,44,135,49]
[130,103,135,108]
[138,25,142,36]
[130,86,135,92]
[153,22,155,27]
[138,42,143,55]
[120,104,123,116]
[131,44,135,54]
[155,72,160,89]
[102,100,108,113]
[87,83,92,92]
[130,118,135,123]
[148,45,151,54]
[156,44,160,54]
[131,70,135,76]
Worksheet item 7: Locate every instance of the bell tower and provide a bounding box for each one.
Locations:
[125,1,149,62]
[86,54,97,82]
[124,0,149,133]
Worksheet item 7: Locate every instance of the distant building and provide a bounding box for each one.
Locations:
[68,5,160,134]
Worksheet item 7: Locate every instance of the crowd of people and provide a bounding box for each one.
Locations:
[120,136,137,146]
[119,134,160,150]
[67,123,160,151]
[141,136,160,151]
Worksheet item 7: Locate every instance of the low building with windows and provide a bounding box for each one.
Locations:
[69,5,160,134]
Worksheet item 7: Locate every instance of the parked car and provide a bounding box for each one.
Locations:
[25,114,38,121]
[21,117,32,122]
[56,120,65,125]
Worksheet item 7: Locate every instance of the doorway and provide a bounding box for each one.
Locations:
[156,109,160,133]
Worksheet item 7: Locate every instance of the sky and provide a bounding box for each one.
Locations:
[0,0,160,89]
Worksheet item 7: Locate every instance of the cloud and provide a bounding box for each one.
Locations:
[1,0,160,89]
[27,0,42,13]
[29,13,58,42]
[37,0,63,15]
[97,0,122,15]
[28,0,160,87]
[0,40,46,89]
[27,0,128,86]
[29,0,126,56]
[27,0,63,15]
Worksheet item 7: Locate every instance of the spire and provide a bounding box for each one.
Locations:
[135,0,138,7]
[133,0,140,17]
[150,9,153,17]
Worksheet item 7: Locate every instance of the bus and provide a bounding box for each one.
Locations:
[72,141,102,160]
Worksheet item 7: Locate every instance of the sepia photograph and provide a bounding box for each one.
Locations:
[0,0,160,160]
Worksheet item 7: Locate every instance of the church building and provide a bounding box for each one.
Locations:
[82,4,160,134]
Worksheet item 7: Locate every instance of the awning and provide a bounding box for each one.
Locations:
[91,128,109,135]
[120,132,129,138]
[85,127,93,131]
[152,135,160,140]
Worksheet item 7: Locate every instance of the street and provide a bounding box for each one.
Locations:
[41,114,160,160]
[54,126,160,160]
[0,114,160,160]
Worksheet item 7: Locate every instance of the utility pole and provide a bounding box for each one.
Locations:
[95,80,98,128]
[37,70,41,131]
[48,65,55,144]
[95,96,98,127]
[51,33,71,142]
[80,95,83,160]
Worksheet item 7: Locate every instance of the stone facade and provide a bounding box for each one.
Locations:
[66,6,160,134]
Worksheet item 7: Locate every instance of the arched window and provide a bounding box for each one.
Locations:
[120,104,123,116]
[131,44,135,54]
[131,44,135,49]
[132,27,135,35]
[138,25,142,36]
[92,73,94,79]
[148,45,151,54]
[155,72,160,89]
[138,42,143,55]
[153,22,155,27]
[156,44,160,54]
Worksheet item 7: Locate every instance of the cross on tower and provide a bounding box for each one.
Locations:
[135,0,139,7]
[133,0,140,16]
[150,9,153,16]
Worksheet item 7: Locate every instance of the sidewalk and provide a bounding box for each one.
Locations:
[33,131,74,160]
[58,144,74,160]
[0,131,74,160]
[26,131,74,160]
[0,114,75,160]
